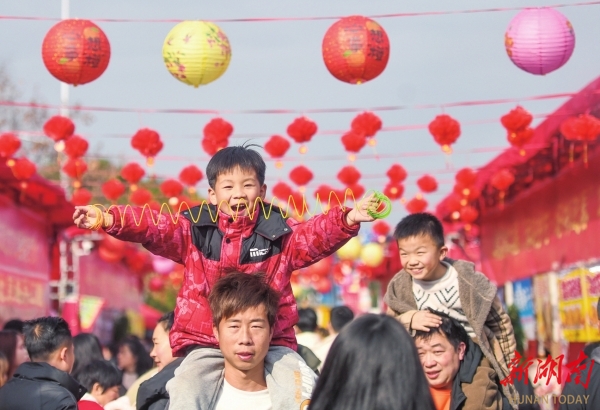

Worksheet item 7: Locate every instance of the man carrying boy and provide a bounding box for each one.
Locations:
[0,316,85,410]
[384,213,518,409]
[73,145,377,409]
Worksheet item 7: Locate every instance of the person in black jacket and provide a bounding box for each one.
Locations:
[0,316,86,410]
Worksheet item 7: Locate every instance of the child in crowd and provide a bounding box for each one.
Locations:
[384,213,518,409]
[73,145,377,409]
[77,359,122,410]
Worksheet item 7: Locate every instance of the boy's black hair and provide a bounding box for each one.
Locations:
[23,316,72,361]
[158,311,175,332]
[393,212,445,248]
[2,319,24,334]
[206,144,266,188]
[330,306,354,333]
[77,359,122,393]
[297,308,318,332]
[413,309,469,352]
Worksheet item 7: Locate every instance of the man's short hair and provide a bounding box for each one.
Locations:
[2,319,24,334]
[76,359,121,393]
[158,311,175,332]
[297,308,318,332]
[393,213,445,248]
[330,306,354,332]
[413,310,469,351]
[23,317,72,361]
[206,145,266,188]
[209,273,280,328]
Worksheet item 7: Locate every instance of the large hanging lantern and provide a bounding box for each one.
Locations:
[42,19,111,86]
[505,8,575,75]
[163,21,232,88]
[322,16,390,84]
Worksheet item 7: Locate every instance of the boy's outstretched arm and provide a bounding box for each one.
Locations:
[73,205,190,264]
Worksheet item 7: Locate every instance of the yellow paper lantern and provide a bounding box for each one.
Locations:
[162,21,232,88]
[336,237,362,261]
[360,243,385,267]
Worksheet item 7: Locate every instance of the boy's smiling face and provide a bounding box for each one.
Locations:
[208,166,266,217]
[397,234,448,281]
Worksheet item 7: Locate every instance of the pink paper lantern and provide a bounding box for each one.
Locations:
[505,8,575,75]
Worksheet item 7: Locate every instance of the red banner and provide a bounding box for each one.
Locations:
[480,148,600,284]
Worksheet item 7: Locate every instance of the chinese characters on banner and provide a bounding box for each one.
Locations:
[558,268,600,342]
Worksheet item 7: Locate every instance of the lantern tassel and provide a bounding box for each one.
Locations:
[584,143,589,168]
[499,191,505,210]
[569,143,574,165]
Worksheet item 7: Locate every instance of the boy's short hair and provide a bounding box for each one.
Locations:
[77,359,121,393]
[330,306,354,332]
[413,309,469,352]
[2,319,24,334]
[393,212,445,248]
[209,273,280,328]
[206,145,266,188]
[23,317,72,361]
[158,311,175,332]
[297,308,318,332]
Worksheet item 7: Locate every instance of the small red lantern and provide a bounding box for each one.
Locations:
[201,138,219,156]
[428,114,461,153]
[322,16,390,84]
[406,197,428,214]
[490,169,515,207]
[203,117,233,146]
[453,183,481,203]
[287,117,317,153]
[272,182,293,202]
[131,128,163,166]
[417,175,438,193]
[289,165,313,187]
[62,158,88,180]
[264,135,291,168]
[71,188,92,206]
[160,179,184,199]
[64,135,89,158]
[460,206,479,224]
[455,168,477,187]
[0,133,21,159]
[102,179,126,201]
[341,130,367,158]
[42,19,111,86]
[347,183,365,199]
[314,184,334,203]
[148,276,165,293]
[560,114,600,166]
[383,183,404,200]
[507,128,534,155]
[372,220,390,237]
[386,164,407,184]
[130,188,153,206]
[11,157,36,181]
[121,162,145,186]
[179,165,203,189]
[351,111,382,138]
[501,106,533,133]
[337,165,361,186]
[43,116,75,142]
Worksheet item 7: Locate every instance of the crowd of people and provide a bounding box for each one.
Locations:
[1,145,599,409]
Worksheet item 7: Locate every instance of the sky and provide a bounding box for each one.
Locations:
[2,0,600,226]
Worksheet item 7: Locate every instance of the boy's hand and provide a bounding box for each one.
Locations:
[410,311,443,332]
[73,205,113,230]
[345,194,379,226]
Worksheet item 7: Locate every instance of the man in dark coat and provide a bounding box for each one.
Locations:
[0,316,85,410]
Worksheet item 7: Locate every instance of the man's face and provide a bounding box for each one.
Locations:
[208,167,266,217]
[397,234,448,282]
[415,332,465,390]
[150,323,175,371]
[213,305,273,374]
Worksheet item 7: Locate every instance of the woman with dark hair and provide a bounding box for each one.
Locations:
[71,333,105,382]
[309,314,435,410]
[117,336,154,389]
[0,329,29,380]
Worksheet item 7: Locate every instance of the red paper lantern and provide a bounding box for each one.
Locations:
[453,183,481,202]
[179,165,203,186]
[64,135,89,158]
[314,184,334,202]
[204,118,233,143]
[490,169,515,192]
[102,179,125,201]
[264,135,291,159]
[560,114,600,165]
[71,188,92,206]
[341,130,367,153]
[289,165,313,187]
[351,112,382,138]
[43,116,75,142]
[148,276,165,293]
[131,128,163,165]
[460,206,479,224]
[322,16,390,84]
[372,220,390,236]
[201,138,218,156]
[507,127,534,155]
[272,182,293,202]
[383,182,404,200]
[347,183,365,199]
[0,133,21,158]
[428,114,461,153]
[130,188,153,206]
[313,277,332,294]
[42,19,111,86]
[62,158,87,179]
[417,175,438,193]
[455,168,477,187]
[121,162,145,185]
[406,197,428,214]
[386,164,407,183]
[287,117,317,146]
[290,191,305,211]
[11,157,36,180]
[337,165,361,186]
[501,106,533,133]
[160,179,184,198]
